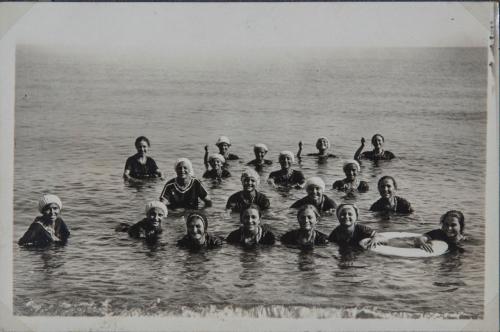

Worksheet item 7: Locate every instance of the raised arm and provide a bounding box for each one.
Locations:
[354,137,365,161]
[204,145,209,170]
[297,141,303,161]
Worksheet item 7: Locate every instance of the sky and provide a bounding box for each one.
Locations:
[1,2,493,55]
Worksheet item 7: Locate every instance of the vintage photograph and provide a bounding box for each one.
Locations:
[1,2,498,331]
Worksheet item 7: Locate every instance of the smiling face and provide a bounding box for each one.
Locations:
[241,176,257,192]
[297,208,318,231]
[372,135,384,151]
[306,185,323,203]
[241,208,261,234]
[42,203,60,223]
[441,216,462,240]
[209,158,223,170]
[254,147,267,161]
[218,143,230,155]
[337,205,357,229]
[279,155,292,170]
[344,164,358,181]
[187,217,205,242]
[147,207,165,228]
[135,139,149,156]
[175,162,191,180]
[378,178,396,200]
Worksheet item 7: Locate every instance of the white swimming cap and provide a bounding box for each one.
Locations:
[145,200,168,216]
[38,194,62,213]
[216,136,231,146]
[279,150,295,163]
[174,158,194,176]
[305,177,326,192]
[343,159,361,172]
[254,143,268,152]
[241,168,260,185]
[208,153,226,164]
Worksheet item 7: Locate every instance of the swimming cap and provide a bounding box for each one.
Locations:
[343,160,361,172]
[174,158,194,176]
[297,204,321,221]
[305,177,326,192]
[38,194,62,213]
[336,203,359,221]
[145,201,168,216]
[216,136,231,146]
[254,143,268,152]
[279,150,295,163]
[186,212,208,230]
[208,153,225,164]
[315,137,330,149]
[241,168,261,185]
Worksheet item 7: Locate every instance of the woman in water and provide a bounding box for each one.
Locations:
[281,204,329,248]
[18,194,70,247]
[203,152,231,181]
[290,177,337,213]
[247,143,273,170]
[159,158,212,210]
[215,136,239,162]
[332,160,369,193]
[226,168,270,212]
[127,201,167,243]
[370,176,413,214]
[177,212,223,250]
[354,134,395,161]
[415,210,466,252]
[267,151,305,189]
[297,138,337,161]
[226,205,276,247]
[124,136,163,180]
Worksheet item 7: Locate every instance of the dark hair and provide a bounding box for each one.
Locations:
[186,212,208,231]
[135,136,151,149]
[377,175,397,190]
[297,204,320,222]
[371,134,385,145]
[440,210,465,234]
[239,204,262,221]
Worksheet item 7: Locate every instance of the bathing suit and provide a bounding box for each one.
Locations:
[177,233,223,250]
[124,154,160,179]
[280,229,329,246]
[290,195,337,212]
[370,196,413,214]
[224,153,239,161]
[18,217,70,247]
[247,159,273,166]
[203,169,231,180]
[160,177,208,210]
[329,224,375,246]
[332,179,369,193]
[360,150,395,161]
[226,224,276,246]
[226,190,270,212]
[268,169,305,187]
[306,153,337,158]
[128,218,163,239]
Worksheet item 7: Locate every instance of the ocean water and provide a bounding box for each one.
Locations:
[13,46,487,318]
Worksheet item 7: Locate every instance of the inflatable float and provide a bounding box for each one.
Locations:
[359,232,448,258]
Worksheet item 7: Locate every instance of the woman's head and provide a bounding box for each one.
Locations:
[371,134,384,150]
[241,168,260,192]
[305,177,325,202]
[253,143,268,161]
[145,201,168,227]
[135,136,151,155]
[216,136,231,155]
[186,212,208,241]
[440,210,465,237]
[315,137,330,152]
[208,153,225,170]
[377,176,397,199]
[297,204,320,231]
[174,158,194,179]
[343,160,360,180]
[38,194,62,222]
[240,204,262,234]
[278,151,294,169]
[336,203,359,227]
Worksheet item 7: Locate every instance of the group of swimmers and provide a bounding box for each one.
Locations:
[18,135,466,253]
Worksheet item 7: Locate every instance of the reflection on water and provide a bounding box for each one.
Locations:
[13,46,486,317]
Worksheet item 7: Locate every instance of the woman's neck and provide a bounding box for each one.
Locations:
[177,176,191,186]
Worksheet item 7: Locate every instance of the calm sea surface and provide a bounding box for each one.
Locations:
[13,46,487,318]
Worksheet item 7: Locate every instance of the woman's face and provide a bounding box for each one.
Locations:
[344,164,358,181]
[378,178,395,199]
[372,135,384,150]
[241,208,261,234]
[147,208,165,228]
[187,218,205,242]
[42,203,60,222]
[210,158,223,170]
[298,208,318,231]
[254,148,267,161]
[242,176,258,192]
[218,143,230,155]
[306,185,323,202]
[316,139,328,152]
[441,216,462,239]
[175,162,191,179]
[136,140,149,155]
[337,206,357,228]
[279,155,292,170]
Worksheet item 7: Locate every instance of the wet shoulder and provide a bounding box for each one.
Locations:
[314,230,329,245]
[226,228,242,243]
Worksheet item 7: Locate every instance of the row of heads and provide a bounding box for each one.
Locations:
[36,194,466,234]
